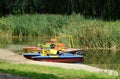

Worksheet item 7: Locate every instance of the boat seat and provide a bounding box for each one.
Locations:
[56,43,65,49]
[64,53,73,56]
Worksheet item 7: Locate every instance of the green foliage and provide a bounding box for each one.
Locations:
[0,0,120,20]
[0,14,120,48]
[0,20,10,32]
[0,61,118,79]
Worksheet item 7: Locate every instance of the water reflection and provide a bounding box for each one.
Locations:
[0,36,51,45]
[83,49,120,69]
[0,37,120,69]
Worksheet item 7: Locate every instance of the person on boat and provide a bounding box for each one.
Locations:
[49,44,58,55]
[50,43,65,55]
[49,39,65,55]
[41,41,57,56]
[41,44,50,56]
[42,43,63,56]
[41,38,65,56]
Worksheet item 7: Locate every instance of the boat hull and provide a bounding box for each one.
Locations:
[23,46,42,52]
[64,48,83,53]
[23,53,40,59]
[23,53,84,63]
[33,57,84,63]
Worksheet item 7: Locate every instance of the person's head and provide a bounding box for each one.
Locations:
[50,44,56,49]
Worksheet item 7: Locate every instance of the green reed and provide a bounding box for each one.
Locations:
[0,14,120,48]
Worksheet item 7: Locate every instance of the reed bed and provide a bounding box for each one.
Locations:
[0,14,120,48]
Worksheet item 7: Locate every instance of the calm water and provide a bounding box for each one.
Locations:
[0,37,120,70]
[83,49,120,69]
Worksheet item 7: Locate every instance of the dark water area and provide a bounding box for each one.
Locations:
[83,49,120,70]
[0,37,120,70]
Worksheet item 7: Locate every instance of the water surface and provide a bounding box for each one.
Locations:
[0,37,120,70]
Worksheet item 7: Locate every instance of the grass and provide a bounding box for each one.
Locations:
[0,61,119,79]
[0,14,120,48]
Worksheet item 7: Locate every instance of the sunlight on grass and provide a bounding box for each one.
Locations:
[0,61,119,79]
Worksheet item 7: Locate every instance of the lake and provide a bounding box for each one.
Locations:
[0,36,120,70]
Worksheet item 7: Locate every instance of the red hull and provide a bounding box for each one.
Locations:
[23,46,37,50]
[24,56,33,59]
[64,48,83,53]
[23,46,42,52]
[32,58,84,63]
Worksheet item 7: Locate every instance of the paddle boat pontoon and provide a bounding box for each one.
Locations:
[23,51,83,63]
[23,35,84,63]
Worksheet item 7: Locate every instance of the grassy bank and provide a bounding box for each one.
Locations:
[0,61,119,79]
[0,14,120,48]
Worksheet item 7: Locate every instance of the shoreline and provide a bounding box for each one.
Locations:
[0,48,118,76]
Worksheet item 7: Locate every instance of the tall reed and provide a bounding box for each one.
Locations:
[0,14,119,48]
